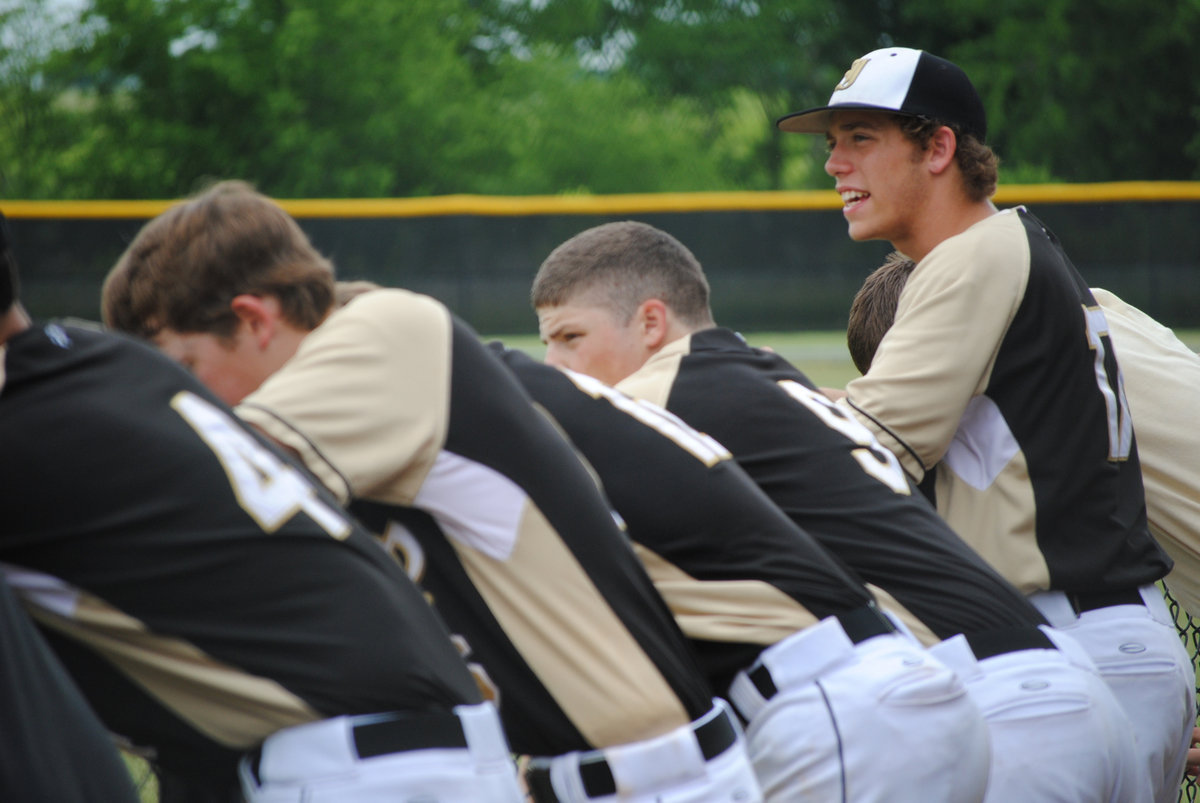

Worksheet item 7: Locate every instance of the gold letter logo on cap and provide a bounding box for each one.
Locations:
[835,58,869,91]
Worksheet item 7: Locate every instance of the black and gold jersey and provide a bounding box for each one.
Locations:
[0,321,480,782]
[0,573,140,802]
[844,208,1168,594]
[493,345,873,693]
[618,327,1047,642]
[237,289,712,757]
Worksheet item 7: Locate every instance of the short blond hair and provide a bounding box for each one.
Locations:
[531,221,714,328]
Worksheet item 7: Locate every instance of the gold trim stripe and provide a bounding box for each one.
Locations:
[3,182,1200,219]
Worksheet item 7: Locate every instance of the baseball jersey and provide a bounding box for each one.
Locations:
[1090,288,1200,615]
[617,327,1046,641]
[0,573,140,802]
[844,208,1169,594]
[492,345,874,694]
[0,321,481,785]
[235,289,712,757]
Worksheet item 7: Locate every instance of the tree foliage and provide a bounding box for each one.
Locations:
[1,0,1198,199]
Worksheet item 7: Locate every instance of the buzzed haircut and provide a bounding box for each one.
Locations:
[102,180,336,341]
[531,221,715,328]
[846,251,916,375]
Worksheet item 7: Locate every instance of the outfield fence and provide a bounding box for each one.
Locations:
[5,182,1200,335]
[1169,587,1200,802]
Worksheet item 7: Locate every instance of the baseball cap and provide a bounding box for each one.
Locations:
[776,47,987,142]
[0,213,17,313]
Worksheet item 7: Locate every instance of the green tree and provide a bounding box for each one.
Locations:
[1,0,744,198]
[915,0,1200,182]
[0,0,92,197]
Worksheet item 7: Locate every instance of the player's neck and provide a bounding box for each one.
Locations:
[896,195,997,263]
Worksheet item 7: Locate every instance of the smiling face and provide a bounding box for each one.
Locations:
[823,110,932,252]
[537,301,652,387]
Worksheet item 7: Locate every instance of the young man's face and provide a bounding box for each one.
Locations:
[824,110,929,247]
[154,328,269,406]
[537,301,650,387]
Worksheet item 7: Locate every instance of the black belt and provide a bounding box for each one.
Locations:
[1068,587,1144,614]
[524,706,739,802]
[352,711,468,758]
[965,626,1055,661]
[245,710,469,785]
[747,604,896,702]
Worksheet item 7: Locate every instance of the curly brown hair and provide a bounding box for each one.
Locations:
[898,116,999,203]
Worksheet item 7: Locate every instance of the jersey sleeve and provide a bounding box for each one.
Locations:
[1092,288,1200,615]
[236,289,452,506]
[842,212,1030,481]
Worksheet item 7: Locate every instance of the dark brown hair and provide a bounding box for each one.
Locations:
[898,115,999,203]
[102,180,335,340]
[847,251,917,374]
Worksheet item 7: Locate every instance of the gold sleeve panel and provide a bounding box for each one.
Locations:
[844,211,1031,480]
[632,544,819,646]
[238,289,452,506]
[454,501,690,748]
[1092,288,1200,617]
[616,335,691,408]
[29,593,320,749]
[932,459,1051,594]
[865,584,939,648]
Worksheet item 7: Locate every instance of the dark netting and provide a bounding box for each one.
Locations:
[8,199,1199,334]
[1165,586,1200,802]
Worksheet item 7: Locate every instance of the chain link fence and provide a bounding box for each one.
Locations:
[1167,585,1200,802]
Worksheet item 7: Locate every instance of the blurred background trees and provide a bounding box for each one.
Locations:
[2,0,1198,199]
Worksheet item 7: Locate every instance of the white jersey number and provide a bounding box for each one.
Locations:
[172,391,351,538]
[1083,306,1134,461]
[777,380,911,496]
[562,368,732,467]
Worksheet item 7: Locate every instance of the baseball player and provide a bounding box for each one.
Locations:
[491,343,992,802]
[531,219,1149,802]
[0,215,525,802]
[851,256,1200,623]
[0,219,139,803]
[1087,288,1200,620]
[100,180,763,803]
[0,573,142,802]
[776,45,1194,801]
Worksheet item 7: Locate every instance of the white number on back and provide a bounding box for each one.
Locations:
[172,391,351,538]
[561,369,731,467]
[777,380,911,495]
[1083,306,1133,460]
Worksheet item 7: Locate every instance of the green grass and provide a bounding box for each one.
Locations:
[490,329,862,389]
[492,328,1200,392]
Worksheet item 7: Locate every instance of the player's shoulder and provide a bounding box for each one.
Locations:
[315,287,453,354]
[337,286,448,322]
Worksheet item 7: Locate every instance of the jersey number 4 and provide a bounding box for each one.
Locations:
[171,391,352,538]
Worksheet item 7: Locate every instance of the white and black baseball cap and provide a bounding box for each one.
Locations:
[777,47,987,142]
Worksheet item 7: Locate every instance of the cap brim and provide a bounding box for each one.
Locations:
[776,103,915,134]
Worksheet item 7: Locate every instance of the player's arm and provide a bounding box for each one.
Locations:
[237,290,452,505]
[841,228,1026,481]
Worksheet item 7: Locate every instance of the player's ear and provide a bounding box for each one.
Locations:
[230,294,279,348]
[928,126,957,175]
[637,298,671,350]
